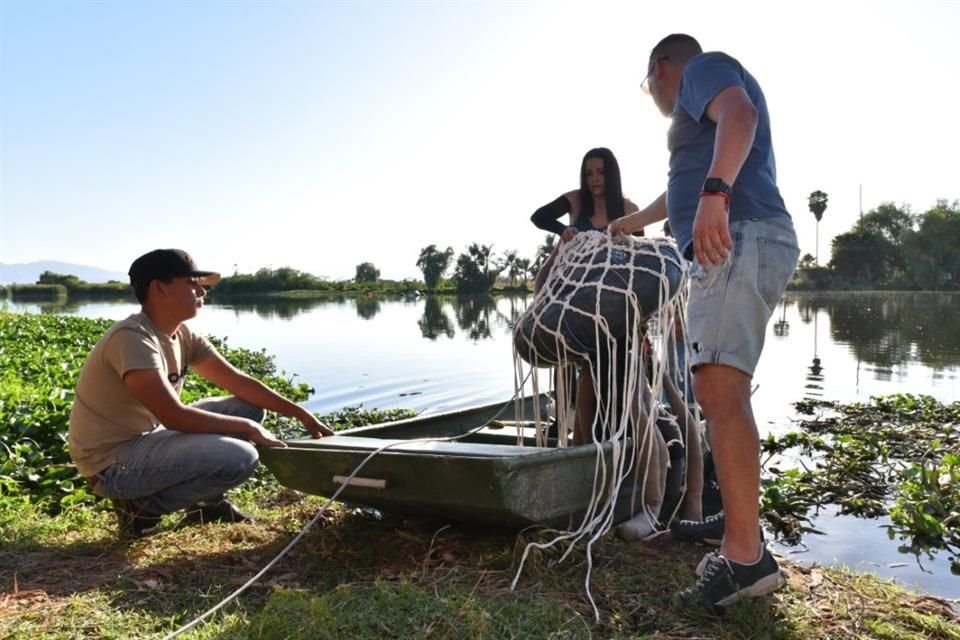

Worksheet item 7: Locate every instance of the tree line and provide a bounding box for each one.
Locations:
[797,195,960,290]
[210,241,554,296]
[5,197,956,301]
[0,272,131,301]
[415,242,552,294]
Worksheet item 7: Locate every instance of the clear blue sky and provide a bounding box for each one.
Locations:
[2,0,958,279]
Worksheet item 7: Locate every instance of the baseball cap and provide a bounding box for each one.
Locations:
[128,249,221,289]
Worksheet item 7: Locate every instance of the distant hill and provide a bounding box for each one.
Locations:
[0,261,127,285]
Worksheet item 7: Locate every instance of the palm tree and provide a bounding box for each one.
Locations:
[808,190,828,264]
[533,234,556,272]
[502,250,519,287]
[513,257,531,289]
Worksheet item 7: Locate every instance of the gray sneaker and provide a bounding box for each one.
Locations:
[673,547,785,610]
[670,511,725,546]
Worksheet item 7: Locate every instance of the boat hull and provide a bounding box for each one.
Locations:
[260,398,644,528]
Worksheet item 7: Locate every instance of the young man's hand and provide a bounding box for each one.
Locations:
[692,196,734,266]
[247,422,287,448]
[300,412,335,438]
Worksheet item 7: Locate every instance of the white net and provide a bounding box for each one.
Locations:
[511,231,701,618]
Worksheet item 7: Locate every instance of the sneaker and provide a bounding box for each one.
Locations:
[617,510,658,541]
[671,511,725,546]
[673,548,785,610]
[112,499,163,539]
[182,498,255,526]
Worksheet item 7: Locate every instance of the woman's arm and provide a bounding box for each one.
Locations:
[531,192,579,242]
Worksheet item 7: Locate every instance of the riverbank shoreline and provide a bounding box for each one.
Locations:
[2,488,957,639]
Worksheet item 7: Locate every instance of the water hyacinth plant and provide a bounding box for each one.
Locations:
[761,394,960,573]
[0,312,413,508]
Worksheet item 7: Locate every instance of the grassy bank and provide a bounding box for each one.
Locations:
[2,485,958,639]
[1,312,958,638]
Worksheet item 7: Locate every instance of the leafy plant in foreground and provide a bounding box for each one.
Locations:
[761,393,960,569]
[888,449,960,574]
[0,312,414,509]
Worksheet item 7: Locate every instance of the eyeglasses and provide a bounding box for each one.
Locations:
[641,56,669,94]
[173,276,206,290]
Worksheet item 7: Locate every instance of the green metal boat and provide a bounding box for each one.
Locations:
[259,396,641,528]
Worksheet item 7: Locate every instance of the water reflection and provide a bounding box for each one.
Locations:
[452,294,496,341]
[222,296,345,320]
[36,298,83,314]
[499,295,530,328]
[790,292,960,372]
[198,293,531,343]
[355,294,380,320]
[804,313,825,398]
[418,296,455,340]
[416,294,530,342]
[39,291,958,375]
[806,356,825,398]
[772,300,789,337]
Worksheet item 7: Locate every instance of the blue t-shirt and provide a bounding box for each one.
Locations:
[666,52,790,258]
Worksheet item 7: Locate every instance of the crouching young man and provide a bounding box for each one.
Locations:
[68,249,333,538]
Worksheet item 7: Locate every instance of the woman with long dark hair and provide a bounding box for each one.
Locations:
[530,147,639,241]
[529,148,645,447]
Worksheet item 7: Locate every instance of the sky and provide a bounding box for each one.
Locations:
[1,0,958,281]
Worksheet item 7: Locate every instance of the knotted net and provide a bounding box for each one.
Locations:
[511,230,695,617]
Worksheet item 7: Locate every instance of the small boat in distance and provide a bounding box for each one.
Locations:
[259,396,640,528]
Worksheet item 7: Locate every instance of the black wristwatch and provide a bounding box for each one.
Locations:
[701,177,732,196]
[701,177,732,197]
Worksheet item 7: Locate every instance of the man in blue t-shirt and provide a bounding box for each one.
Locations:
[611,34,800,609]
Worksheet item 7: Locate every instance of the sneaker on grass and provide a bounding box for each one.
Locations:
[672,547,785,611]
[670,511,725,546]
[182,497,255,526]
[112,499,163,539]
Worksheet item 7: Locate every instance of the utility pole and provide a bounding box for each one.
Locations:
[859,184,863,220]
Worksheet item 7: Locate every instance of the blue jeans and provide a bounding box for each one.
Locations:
[92,396,263,515]
[686,216,800,377]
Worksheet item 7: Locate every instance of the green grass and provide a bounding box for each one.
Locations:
[2,482,958,640]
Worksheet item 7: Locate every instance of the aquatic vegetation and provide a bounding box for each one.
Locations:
[0,312,414,508]
[762,393,960,572]
[0,313,111,506]
[889,449,960,573]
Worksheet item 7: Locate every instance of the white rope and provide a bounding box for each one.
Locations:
[161,388,528,640]
[511,231,690,620]
[165,232,693,634]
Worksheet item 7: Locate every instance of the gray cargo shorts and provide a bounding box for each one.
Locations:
[686,215,800,377]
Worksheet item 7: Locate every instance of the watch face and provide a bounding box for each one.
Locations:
[703,178,731,195]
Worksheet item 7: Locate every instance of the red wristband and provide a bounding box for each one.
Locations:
[699,190,731,207]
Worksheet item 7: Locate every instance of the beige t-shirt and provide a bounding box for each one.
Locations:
[68,312,215,476]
